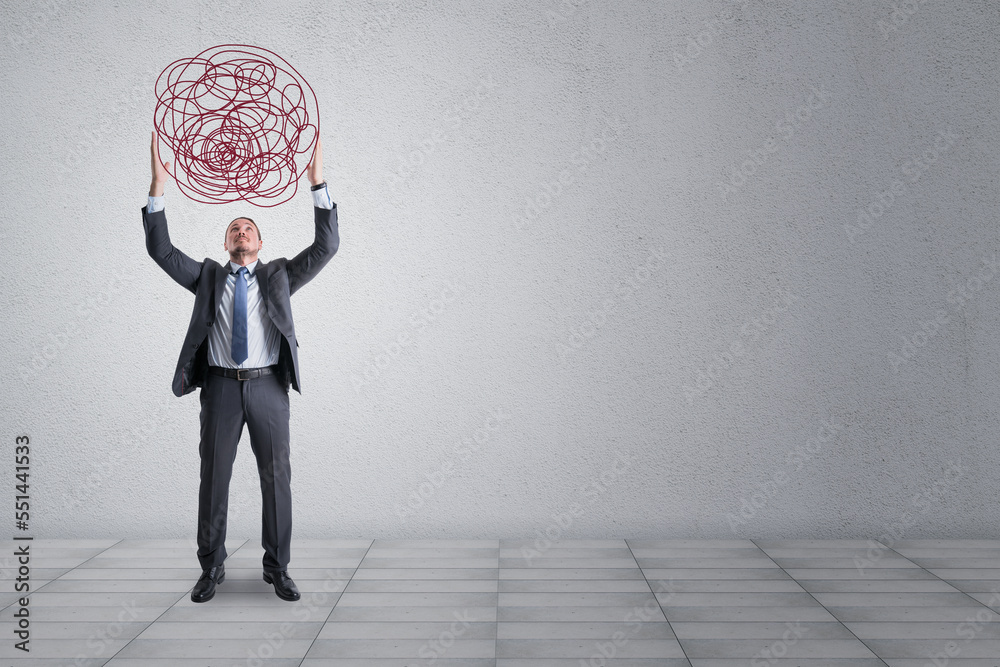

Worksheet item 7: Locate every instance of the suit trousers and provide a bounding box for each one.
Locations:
[196,369,292,572]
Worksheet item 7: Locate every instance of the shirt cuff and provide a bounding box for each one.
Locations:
[311,183,333,209]
[147,194,164,213]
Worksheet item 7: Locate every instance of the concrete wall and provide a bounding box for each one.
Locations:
[2,0,998,540]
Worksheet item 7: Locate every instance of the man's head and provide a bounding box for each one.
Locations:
[224,217,262,265]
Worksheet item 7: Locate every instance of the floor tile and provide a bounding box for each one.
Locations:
[10,537,1000,665]
[318,620,497,639]
[305,638,496,658]
[495,638,686,658]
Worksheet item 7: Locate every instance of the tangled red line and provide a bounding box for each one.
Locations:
[153,44,319,207]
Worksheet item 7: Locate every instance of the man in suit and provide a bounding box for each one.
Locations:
[142,131,339,602]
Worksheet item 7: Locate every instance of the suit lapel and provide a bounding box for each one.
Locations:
[213,261,229,315]
[256,260,270,307]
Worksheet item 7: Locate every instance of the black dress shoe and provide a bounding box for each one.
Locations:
[191,564,225,603]
[263,570,300,601]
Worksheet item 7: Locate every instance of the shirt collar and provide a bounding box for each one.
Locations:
[229,258,259,275]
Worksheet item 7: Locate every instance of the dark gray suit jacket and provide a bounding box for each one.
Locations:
[141,204,339,397]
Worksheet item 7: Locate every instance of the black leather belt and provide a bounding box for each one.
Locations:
[208,365,278,381]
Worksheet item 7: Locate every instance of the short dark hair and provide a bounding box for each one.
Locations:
[227,216,261,241]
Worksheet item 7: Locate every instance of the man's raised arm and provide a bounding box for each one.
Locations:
[143,131,202,293]
[288,137,339,295]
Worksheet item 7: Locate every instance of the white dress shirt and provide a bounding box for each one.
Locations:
[206,258,280,368]
[146,183,333,369]
[146,182,333,213]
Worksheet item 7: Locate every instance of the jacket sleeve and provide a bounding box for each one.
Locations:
[286,203,339,296]
[142,205,203,294]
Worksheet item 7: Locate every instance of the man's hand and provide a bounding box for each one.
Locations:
[149,131,172,197]
[307,137,323,186]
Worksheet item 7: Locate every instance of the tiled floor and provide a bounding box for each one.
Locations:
[2,539,1000,666]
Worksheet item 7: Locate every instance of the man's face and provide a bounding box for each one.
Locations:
[224,218,261,257]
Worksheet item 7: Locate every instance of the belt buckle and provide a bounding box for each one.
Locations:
[236,368,251,381]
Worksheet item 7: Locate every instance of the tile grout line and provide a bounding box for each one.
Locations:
[0,538,125,615]
[19,538,1000,663]
[749,538,892,667]
[624,538,693,666]
[295,538,376,667]
[101,537,250,663]
[879,541,1000,611]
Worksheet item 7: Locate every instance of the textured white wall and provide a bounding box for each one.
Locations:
[2,0,998,541]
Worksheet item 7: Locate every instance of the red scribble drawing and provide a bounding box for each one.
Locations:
[153,44,319,207]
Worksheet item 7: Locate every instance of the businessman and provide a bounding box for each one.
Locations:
[142,132,339,602]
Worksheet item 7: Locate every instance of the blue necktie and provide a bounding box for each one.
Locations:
[232,267,249,364]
